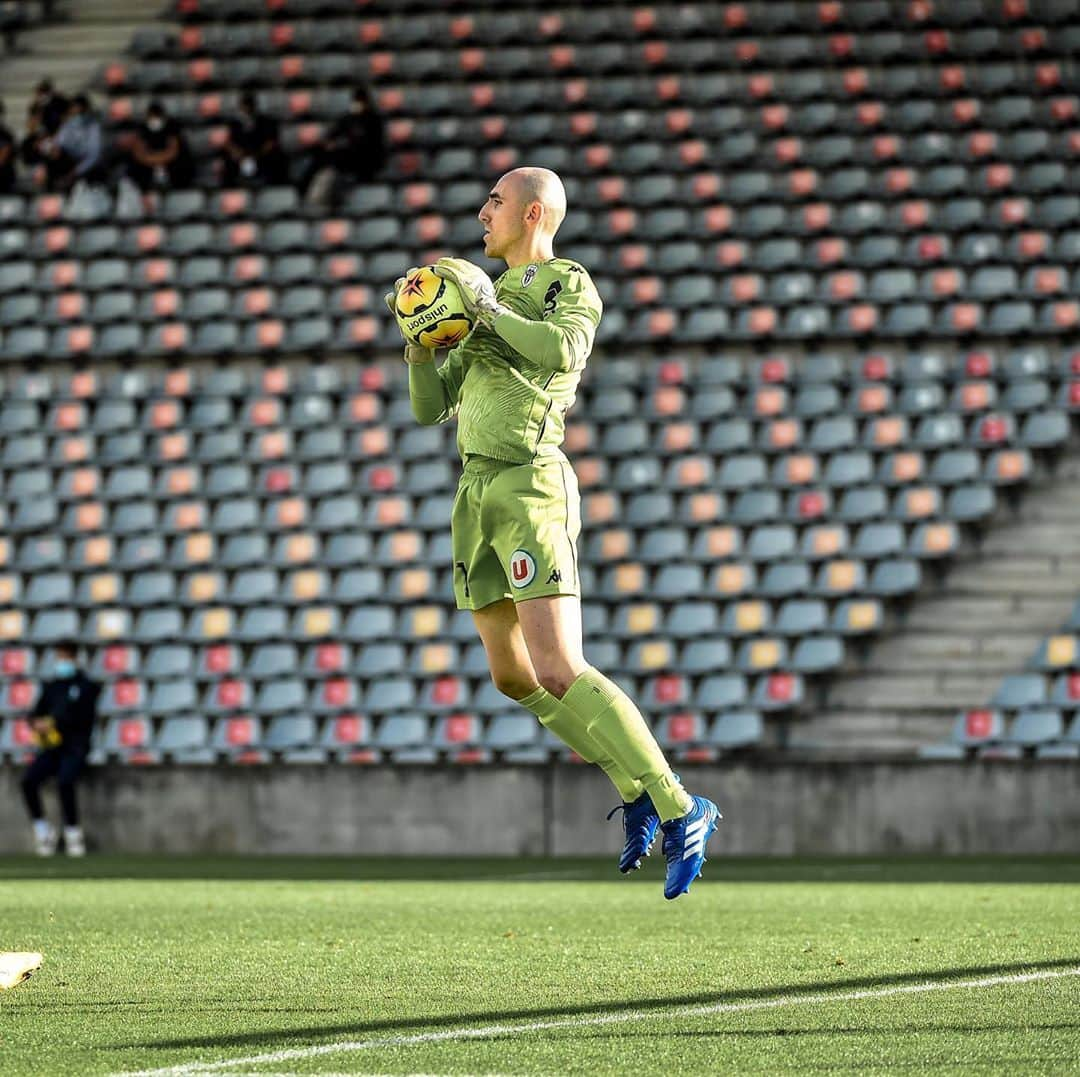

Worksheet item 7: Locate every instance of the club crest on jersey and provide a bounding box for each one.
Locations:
[509,549,537,588]
[522,264,538,287]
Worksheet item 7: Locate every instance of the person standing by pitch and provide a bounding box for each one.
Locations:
[20,640,101,857]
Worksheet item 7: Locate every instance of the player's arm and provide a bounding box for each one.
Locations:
[490,268,600,374]
[435,259,601,374]
[384,277,466,426]
[407,346,467,425]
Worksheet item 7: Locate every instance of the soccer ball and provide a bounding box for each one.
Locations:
[393,266,474,349]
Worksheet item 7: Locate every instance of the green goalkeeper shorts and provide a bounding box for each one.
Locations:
[451,454,581,611]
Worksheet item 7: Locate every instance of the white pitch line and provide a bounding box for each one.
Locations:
[113,965,1080,1077]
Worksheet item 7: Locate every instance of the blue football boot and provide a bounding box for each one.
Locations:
[660,795,721,899]
[607,790,660,873]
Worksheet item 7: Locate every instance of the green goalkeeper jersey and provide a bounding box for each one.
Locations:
[407,258,603,464]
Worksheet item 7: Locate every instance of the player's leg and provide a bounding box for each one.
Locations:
[472,598,644,804]
[516,593,690,821]
[458,463,642,800]
[486,457,719,892]
[485,458,690,822]
[471,598,539,701]
[20,751,59,856]
[516,594,720,896]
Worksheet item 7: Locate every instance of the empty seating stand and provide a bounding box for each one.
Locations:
[0,335,1072,764]
[922,600,1080,759]
[1,1,1079,763]
[2,1,1080,354]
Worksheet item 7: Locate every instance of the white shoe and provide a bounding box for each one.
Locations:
[0,952,43,990]
[33,822,57,858]
[63,826,85,858]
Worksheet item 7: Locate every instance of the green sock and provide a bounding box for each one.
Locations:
[560,668,694,822]
[518,685,644,803]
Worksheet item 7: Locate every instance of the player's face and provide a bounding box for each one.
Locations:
[478,182,523,259]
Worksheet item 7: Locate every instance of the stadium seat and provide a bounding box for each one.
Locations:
[991,673,1047,710]
[709,711,765,751]
[211,716,268,764]
[374,713,436,763]
[157,716,215,764]
[922,705,1010,759]
[1007,708,1064,750]
[485,712,540,753]
[264,716,325,763]
[319,713,378,764]
[101,716,160,765]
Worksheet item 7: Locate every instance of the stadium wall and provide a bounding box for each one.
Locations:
[2,762,1079,856]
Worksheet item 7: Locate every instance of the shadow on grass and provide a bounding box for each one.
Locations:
[3,855,1080,884]
[129,958,1080,1053]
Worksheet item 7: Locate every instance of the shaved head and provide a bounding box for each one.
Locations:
[500,167,567,237]
[479,166,568,265]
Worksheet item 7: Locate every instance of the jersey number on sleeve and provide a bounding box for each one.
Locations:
[543,281,563,317]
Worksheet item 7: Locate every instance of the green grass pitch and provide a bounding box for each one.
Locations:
[2,856,1079,1075]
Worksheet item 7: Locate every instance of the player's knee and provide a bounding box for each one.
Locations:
[535,661,589,701]
[491,670,538,702]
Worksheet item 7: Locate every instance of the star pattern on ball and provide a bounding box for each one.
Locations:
[401,273,428,299]
[428,327,469,348]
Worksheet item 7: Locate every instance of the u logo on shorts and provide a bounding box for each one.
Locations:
[509,549,537,588]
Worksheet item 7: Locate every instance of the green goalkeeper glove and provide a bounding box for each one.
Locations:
[433,257,507,328]
[384,272,435,365]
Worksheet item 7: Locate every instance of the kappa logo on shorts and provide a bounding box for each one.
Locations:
[509,549,537,588]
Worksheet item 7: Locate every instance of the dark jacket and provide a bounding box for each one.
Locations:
[324,110,385,179]
[31,671,101,750]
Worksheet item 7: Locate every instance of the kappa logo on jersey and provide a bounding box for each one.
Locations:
[509,549,537,588]
[522,264,538,287]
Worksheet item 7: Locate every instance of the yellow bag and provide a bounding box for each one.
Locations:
[31,716,62,750]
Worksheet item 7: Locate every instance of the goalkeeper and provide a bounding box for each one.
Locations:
[386,167,719,898]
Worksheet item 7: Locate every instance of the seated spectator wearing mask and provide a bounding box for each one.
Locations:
[124,101,194,193]
[217,90,288,187]
[20,641,102,857]
[299,84,386,206]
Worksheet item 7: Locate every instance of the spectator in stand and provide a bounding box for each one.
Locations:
[34,79,69,135]
[36,92,104,192]
[20,640,102,857]
[298,84,386,206]
[20,79,68,177]
[122,100,194,194]
[0,99,15,193]
[217,90,288,187]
